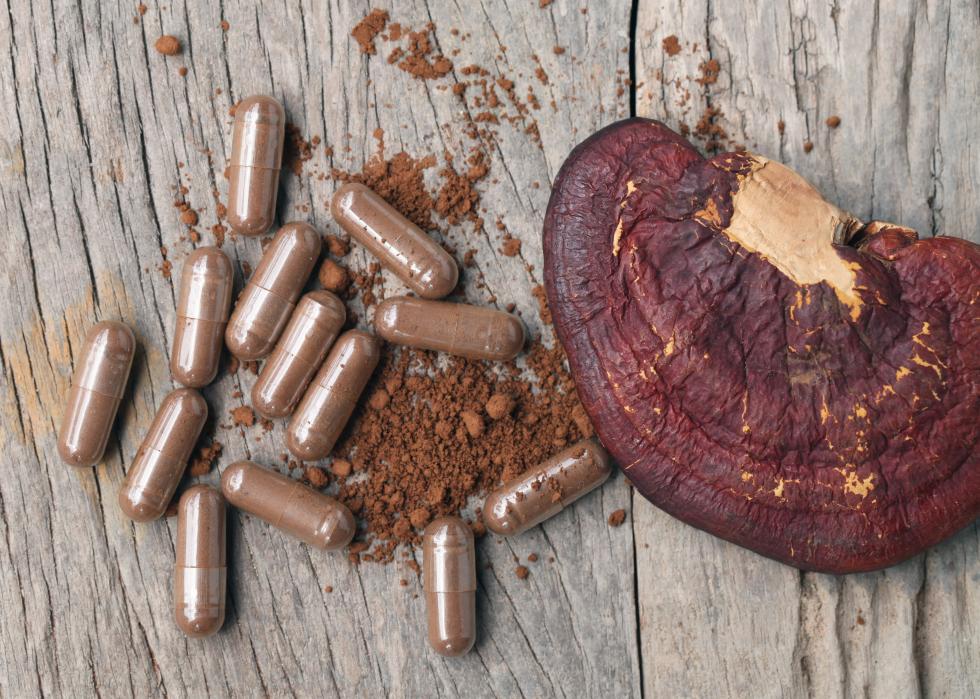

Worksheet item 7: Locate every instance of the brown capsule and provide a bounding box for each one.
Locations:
[483,439,613,536]
[226,222,322,360]
[118,388,208,522]
[57,321,136,467]
[423,517,477,657]
[227,95,285,236]
[286,330,381,461]
[171,247,234,387]
[374,296,525,361]
[221,460,355,550]
[175,485,226,638]
[252,291,346,419]
[331,182,458,299]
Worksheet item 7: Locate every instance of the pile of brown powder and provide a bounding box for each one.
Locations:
[333,341,593,563]
[332,146,438,231]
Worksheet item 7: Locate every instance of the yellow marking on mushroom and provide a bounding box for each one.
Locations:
[911,353,943,379]
[663,334,675,356]
[612,219,625,256]
[896,367,911,380]
[740,471,753,482]
[835,467,875,498]
[773,479,786,498]
[854,405,867,419]
[694,197,722,227]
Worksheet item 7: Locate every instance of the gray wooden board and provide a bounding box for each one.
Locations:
[0,0,976,697]
[634,1,979,698]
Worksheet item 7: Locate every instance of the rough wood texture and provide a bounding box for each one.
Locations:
[635,1,979,698]
[0,0,976,697]
[0,1,638,697]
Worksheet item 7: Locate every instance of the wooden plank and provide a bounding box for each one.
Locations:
[633,1,979,697]
[0,0,640,696]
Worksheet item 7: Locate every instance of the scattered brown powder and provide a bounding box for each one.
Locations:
[230,406,255,428]
[515,565,530,579]
[803,140,814,153]
[305,466,330,489]
[284,123,315,177]
[500,236,521,256]
[325,234,350,258]
[178,66,188,78]
[486,392,515,420]
[351,9,389,55]
[662,35,681,56]
[331,459,353,478]
[607,509,627,527]
[154,35,182,56]
[531,284,552,325]
[527,552,539,562]
[189,441,223,477]
[826,115,841,128]
[696,59,720,86]
[319,259,351,294]
[220,20,230,32]
[386,23,453,80]
[180,209,198,226]
[334,341,591,561]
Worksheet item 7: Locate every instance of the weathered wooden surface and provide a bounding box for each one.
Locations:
[0,0,638,697]
[634,1,979,698]
[0,0,976,698]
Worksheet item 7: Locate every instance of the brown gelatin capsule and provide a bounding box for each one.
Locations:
[252,291,346,419]
[331,182,458,299]
[227,95,285,236]
[374,296,525,361]
[286,330,381,461]
[171,247,234,387]
[423,517,477,657]
[225,222,322,360]
[483,439,613,536]
[57,321,136,467]
[175,485,226,638]
[118,388,208,522]
[221,460,355,550]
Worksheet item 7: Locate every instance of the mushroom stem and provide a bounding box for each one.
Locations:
[721,156,865,319]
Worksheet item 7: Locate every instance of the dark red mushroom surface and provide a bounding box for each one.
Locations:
[543,118,979,573]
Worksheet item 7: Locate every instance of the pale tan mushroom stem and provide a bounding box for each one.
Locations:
[721,156,866,320]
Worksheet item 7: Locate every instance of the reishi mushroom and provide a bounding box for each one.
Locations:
[543,118,979,574]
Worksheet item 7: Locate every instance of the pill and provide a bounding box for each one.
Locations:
[286,330,381,461]
[118,388,208,522]
[227,95,285,236]
[252,291,346,419]
[57,321,136,467]
[483,439,613,536]
[374,296,524,361]
[175,485,226,638]
[221,460,355,550]
[226,222,322,360]
[171,247,234,388]
[423,516,477,656]
[331,182,458,299]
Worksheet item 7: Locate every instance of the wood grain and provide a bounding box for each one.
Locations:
[0,0,637,696]
[0,0,976,697]
[634,1,979,697]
